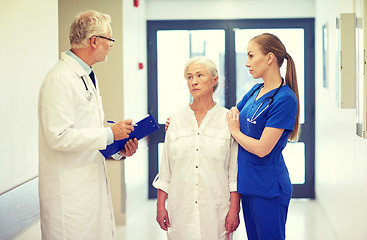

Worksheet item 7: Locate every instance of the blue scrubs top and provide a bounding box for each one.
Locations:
[236,83,298,198]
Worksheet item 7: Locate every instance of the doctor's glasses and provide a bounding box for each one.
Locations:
[91,35,115,44]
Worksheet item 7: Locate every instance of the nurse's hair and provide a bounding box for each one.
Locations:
[69,10,111,49]
[183,56,219,92]
[251,33,300,141]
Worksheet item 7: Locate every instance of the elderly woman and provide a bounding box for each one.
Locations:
[153,56,240,240]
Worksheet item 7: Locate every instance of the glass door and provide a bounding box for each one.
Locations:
[156,29,225,170]
[147,22,227,198]
[147,19,315,199]
[157,30,226,124]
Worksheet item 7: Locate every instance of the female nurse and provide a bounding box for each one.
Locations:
[226,33,300,240]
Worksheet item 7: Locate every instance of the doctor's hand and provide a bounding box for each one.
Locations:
[111,119,134,140]
[119,138,138,157]
[226,108,241,135]
[156,205,170,231]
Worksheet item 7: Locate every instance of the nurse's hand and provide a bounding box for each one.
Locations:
[111,119,134,140]
[119,138,138,157]
[156,206,170,231]
[225,209,240,236]
[226,108,240,134]
[230,106,240,115]
[165,117,170,132]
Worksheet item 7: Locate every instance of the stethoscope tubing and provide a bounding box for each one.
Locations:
[81,76,89,91]
[246,81,283,124]
[81,76,93,101]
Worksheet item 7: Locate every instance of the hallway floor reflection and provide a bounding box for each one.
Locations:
[117,198,337,240]
[15,199,337,240]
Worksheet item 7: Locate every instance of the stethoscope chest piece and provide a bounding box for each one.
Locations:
[247,118,256,124]
[81,76,94,102]
[85,91,93,101]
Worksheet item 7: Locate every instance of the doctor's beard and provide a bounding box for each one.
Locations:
[95,46,109,63]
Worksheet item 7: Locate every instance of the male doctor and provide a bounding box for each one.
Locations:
[38,10,138,240]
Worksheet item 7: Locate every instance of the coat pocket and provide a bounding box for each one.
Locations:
[62,163,99,216]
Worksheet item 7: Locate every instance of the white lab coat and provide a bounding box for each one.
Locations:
[153,104,238,240]
[38,52,115,240]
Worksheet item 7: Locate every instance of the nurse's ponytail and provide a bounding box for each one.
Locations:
[284,53,300,141]
[251,33,300,141]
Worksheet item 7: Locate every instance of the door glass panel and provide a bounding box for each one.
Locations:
[283,142,305,184]
[157,30,225,123]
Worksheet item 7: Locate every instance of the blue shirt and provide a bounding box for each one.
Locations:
[236,83,298,198]
[65,50,92,75]
[65,50,114,146]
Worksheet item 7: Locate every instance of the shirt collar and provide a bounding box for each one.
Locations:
[65,49,92,75]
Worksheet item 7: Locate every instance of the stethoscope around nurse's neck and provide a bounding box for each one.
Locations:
[246,80,284,124]
[80,76,94,102]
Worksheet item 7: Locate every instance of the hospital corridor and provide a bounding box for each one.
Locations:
[1,0,367,239]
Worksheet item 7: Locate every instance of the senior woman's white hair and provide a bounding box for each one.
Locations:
[184,56,219,92]
[69,10,111,49]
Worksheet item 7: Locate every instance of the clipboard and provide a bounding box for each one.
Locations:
[100,115,160,159]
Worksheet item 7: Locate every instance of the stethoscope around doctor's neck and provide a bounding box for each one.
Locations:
[246,80,283,124]
[80,76,94,102]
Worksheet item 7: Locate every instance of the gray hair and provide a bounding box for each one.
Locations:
[184,56,219,92]
[69,10,111,49]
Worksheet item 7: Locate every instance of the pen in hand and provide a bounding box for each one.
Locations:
[107,120,137,126]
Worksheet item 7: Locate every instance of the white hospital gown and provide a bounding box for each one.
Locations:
[153,104,238,240]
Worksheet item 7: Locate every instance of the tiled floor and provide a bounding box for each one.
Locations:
[15,199,337,240]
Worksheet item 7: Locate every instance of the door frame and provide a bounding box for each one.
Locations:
[147,18,315,199]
